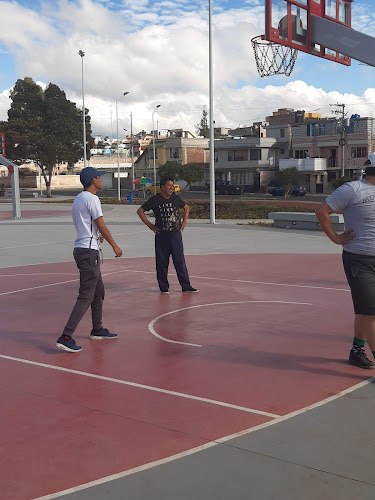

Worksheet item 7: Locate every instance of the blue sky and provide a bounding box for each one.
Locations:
[1,0,375,136]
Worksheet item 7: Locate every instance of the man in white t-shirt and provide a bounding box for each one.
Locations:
[56,167,122,352]
[316,153,375,370]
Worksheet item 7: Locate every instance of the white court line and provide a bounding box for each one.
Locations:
[0,273,77,278]
[31,374,375,500]
[0,269,152,296]
[0,353,279,419]
[0,278,80,296]
[148,300,313,347]
[189,274,350,292]
[0,267,349,297]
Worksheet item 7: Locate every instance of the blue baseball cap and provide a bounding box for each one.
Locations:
[80,167,106,186]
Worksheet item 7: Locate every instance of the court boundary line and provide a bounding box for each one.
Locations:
[148,300,313,347]
[0,267,350,296]
[31,375,375,500]
[0,353,279,418]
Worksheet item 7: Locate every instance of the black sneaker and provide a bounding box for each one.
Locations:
[56,334,82,353]
[182,287,199,293]
[160,290,169,294]
[90,328,118,340]
[349,347,375,370]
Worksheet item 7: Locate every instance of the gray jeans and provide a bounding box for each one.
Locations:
[63,248,105,336]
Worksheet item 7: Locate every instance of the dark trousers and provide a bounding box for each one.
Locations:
[63,248,105,336]
[155,231,191,291]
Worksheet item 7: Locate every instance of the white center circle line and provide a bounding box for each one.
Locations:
[148,300,312,347]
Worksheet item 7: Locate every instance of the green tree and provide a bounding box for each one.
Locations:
[276,167,306,198]
[157,161,181,180]
[178,163,205,191]
[158,161,205,192]
[330,176,352,191]
[3,77,93,197]
[195,105,209,138]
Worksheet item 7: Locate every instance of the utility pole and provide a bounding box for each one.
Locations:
[330,103,347,177]
[130,112,134,192]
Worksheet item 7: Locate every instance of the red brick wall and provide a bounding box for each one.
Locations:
[185,147,207,164]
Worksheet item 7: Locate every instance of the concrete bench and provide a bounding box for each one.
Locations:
[268,212,344,231]
[20,191,38,198]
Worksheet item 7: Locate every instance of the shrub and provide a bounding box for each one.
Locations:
[188,201,315,219]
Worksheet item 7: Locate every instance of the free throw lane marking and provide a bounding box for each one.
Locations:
[148,300,313,347]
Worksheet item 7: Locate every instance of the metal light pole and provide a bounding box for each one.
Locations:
[152,105,161,188]
[208,0,215,223]
[78,50,87,168]
[116,92,129,201]
[131,112,134,192]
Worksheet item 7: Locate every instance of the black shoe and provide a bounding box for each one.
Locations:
[90,328,118,340]
[56,334,82,353]
[160,290,169,294]
[349,347,375,369]
[182,287,199,293]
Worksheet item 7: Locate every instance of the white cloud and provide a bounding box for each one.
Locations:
[0,0,375,138]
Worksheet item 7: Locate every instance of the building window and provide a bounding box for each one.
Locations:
[250,149,261,160]
[294,150,309,159]
[351,147,367,158]
[280,128,285,138]
[169,147,180,159]
[214,151,218,162]
[228,149,248,161]
[280,148,285,155]
[332,122,340,135]
[149,148,158,160]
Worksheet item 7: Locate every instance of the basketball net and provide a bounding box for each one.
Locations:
[251,35,298,77]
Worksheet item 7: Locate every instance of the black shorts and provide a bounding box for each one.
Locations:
[342,250,375,315]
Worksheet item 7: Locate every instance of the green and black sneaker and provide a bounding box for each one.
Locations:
[349,347,375,370]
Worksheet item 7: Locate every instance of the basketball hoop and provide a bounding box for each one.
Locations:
[251,35,298,77]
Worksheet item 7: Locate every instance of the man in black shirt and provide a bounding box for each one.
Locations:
[137,177,199,294]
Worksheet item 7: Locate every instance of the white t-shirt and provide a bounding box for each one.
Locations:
[72,191,103,249]
[325,179,375,256]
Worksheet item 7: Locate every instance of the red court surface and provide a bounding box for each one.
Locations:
[0,210,71,220]
[0,254,370,499]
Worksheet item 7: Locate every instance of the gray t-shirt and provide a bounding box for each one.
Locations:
[326,179,375,256]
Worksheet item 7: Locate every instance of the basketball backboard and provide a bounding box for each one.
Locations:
[265,0,352,66]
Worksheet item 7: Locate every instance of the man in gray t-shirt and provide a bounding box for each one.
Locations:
[56,167,122,353]
[316,153,375,370]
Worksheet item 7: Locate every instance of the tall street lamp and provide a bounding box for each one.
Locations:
[208,0,215,223]
[125,113,135,193]
[152,104,161,187]
[78,50,87,168]
[116,92,129,201]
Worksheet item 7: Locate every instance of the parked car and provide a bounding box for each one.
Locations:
[208,181,242,195]
[270,185,306,197]
[146,184,180,195]
[291,185,307,196]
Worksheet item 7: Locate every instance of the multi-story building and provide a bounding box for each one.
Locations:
[287,115,375,192]
[135,130,209,182]
[212,123,291,191]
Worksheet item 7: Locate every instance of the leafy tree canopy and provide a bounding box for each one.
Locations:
[276,167,306,198]
[158,161,205,191]
[195,105,209,138]
[330,176,352,191]
[2,77,93,197]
